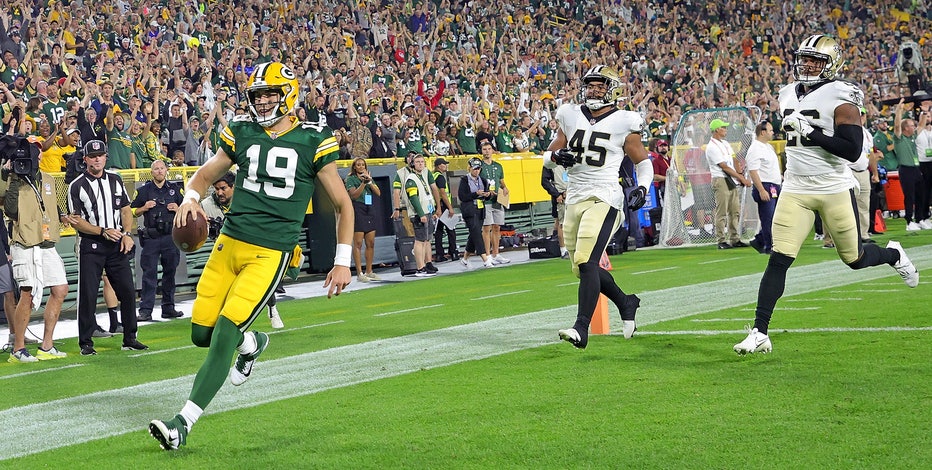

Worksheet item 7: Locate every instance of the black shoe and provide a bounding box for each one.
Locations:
[92,327,113,338]
[122,339,149,351]
[275,285,286,294]
[731,241,749,248]
[717,242,733,249]
[137,312,153,322]
[80,346,97,356]
[424,262,438,274]
[748,238,766,254]
[161,309,184,319]
[109,323,124,334]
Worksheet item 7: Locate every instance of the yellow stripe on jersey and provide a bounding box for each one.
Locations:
[220,126,235,150]
[315,136,339,161]
[405,186,418,197]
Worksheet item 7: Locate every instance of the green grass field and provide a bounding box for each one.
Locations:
[2,221,930,469]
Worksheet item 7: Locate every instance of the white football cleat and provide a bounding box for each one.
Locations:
[887,241,919,288]
[734,327,772,355]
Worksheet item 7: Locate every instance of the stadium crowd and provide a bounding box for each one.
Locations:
[0,0,929,165]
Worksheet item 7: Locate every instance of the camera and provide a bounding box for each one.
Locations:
[0,135,40,178]
[207,216,224,239]
[63,148,87,183]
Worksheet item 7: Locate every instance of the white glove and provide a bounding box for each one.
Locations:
[782,112,815,137]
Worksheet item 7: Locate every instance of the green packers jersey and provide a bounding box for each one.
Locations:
[217,116,339,251]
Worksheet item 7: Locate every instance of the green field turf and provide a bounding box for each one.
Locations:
[1,223,929,469]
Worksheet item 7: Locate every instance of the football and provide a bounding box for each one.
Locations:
[172,212,208,252]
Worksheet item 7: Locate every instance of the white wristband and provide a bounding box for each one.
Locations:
[184,188,202,203]
[334,243,352,267]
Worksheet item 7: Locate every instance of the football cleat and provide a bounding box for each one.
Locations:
[887,241,919,288]
[619,294,641,339]
[558,327,588,349]
[268,305,284,329]
[734,327,772,355]
[149,415,188,451]
[230,332,269,386]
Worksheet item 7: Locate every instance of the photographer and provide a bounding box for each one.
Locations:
[131,160,184,322]
[0,135,63,362]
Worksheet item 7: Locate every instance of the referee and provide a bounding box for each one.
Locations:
[66,140,147,355]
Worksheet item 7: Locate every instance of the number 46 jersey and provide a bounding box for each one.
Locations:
[217,116,340,251]
[554,103,645,209]
[778,79,863,194]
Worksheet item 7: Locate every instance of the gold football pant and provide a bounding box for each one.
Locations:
[192,234,291,331]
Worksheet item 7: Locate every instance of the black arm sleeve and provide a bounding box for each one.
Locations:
[807,124,863,163]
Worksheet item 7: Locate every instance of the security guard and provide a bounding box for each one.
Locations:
[131,160,184,321]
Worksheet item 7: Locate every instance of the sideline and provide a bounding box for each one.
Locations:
[0,246,928,460]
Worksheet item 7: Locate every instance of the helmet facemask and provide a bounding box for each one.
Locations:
[247,85,292,127]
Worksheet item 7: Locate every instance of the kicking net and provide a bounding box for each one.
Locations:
[658,107,762,248]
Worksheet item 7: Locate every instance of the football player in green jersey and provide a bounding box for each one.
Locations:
[149,62,354,451]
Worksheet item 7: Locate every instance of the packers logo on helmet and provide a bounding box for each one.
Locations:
[581,65,624,111]
[793,35,843,85]
[246,62,299,127]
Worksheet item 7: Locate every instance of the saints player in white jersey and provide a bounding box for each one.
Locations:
[148,62,354,450]
[735,35,919,355]
[544,65,654,349]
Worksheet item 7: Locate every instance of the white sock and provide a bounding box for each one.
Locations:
[237,331,257,355]
[560,246,568,255]
[179,401,202,431]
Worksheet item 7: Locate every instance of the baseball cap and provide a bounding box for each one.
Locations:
[468,157,482,169]
[709,119,730,131]
[83,140,107,156]
[657,139,669,146]
[433,157,449,166]
[64,52,77,61]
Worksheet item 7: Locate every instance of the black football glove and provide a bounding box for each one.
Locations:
[627,186,647,211]
[553,148,578,168]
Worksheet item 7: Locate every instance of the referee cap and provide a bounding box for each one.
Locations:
[84,140,107,156]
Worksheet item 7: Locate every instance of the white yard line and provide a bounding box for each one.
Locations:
[1,246,929,460]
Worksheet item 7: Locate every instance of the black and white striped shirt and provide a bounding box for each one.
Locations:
[67,171,131,232]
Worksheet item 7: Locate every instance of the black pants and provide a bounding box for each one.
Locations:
[434,221,458,259]
[138,233,180,313]
[899,165,923,223]
[78,237,137,348]
[463,212,486,256]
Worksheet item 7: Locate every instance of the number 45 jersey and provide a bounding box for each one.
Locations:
[778,80,863,194]
[217,116,340,251]
[555,104,645,209]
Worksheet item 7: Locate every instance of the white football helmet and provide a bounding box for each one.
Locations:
[793,35,843,85]
[581,65,624,111]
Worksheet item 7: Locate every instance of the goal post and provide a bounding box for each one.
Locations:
[658,107,762,248]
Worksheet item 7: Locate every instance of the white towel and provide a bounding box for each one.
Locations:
[30,247,44,311]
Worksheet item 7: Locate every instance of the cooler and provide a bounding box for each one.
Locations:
[883,171,904,211]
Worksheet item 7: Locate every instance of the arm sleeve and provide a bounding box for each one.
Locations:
[807,124,863,162]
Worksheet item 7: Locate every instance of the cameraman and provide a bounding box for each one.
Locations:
[2,137,70,361]
[131,160,184,322]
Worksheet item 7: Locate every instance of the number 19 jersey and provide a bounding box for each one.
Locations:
[555,104,644,209]
[217,116,340,251]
